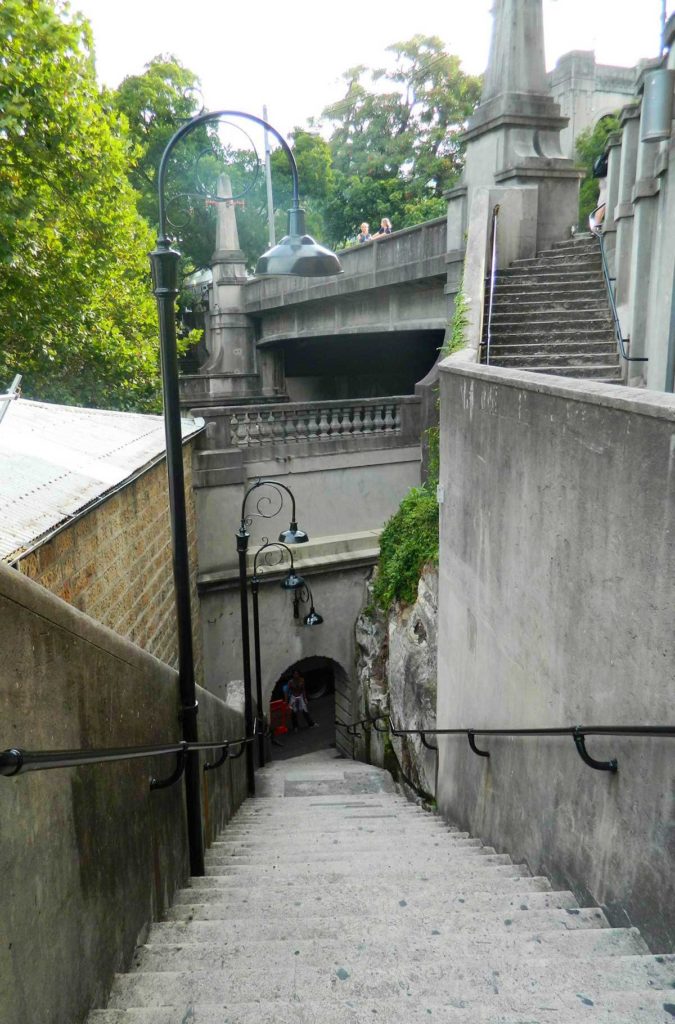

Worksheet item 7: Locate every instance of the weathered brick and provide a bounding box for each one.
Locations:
[15,443,202,683]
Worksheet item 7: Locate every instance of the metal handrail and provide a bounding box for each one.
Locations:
[0,733,256,783]
[590,207,647,364]
[484,203,500,366]
[336,714,675,773]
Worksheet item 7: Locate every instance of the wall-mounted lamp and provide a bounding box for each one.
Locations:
[293,582,324,627]
[641,68,675,142]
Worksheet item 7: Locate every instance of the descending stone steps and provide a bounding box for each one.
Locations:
[88,752,674,1023]
[482,234,623,384]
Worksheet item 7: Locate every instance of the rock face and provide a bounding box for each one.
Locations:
[354,567,438,798]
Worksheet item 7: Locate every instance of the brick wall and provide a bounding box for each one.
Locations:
[15,442,202,682]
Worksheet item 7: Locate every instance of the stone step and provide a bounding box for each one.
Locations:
[210,832,483,852]
[202,862,537,885]
[487,352,620,369]
[148,906,612,945]
[207,846,508,866]
[489,310,612,325]
[105,955,675,1008]
[223,815,461,831]
[509,256,602,270]
[486,342,617,358]
[485,327,618,344]
[488,299,607,314]
[539,243,598,257]
[165,886,571,921]
[550,235,598,249]
[202,859,527,880]
[222,822,469,839]
[131,929,648,975]
[492,364,622,380]
[493,283,602,296]
[88,989,675,1024]
[499,271,605,285]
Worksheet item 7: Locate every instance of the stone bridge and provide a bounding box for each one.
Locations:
[244,217,448,344]
[179,217,453,409]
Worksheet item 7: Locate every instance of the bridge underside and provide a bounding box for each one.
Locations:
[261,330,443,401]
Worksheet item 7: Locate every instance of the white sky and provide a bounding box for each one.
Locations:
[72,0,672,137]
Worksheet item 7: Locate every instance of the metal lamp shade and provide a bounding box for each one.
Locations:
[281,570,305,590]
[278,523,309,544]
[255,207,342,278]
[303,608,324,626]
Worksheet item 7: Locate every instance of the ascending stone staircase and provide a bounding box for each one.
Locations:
[483,234,623,383]
[90,751,674,1023]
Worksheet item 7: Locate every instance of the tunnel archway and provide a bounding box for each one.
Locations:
[269,655,351,761]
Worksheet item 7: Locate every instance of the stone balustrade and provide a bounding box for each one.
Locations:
[230,398,403,447]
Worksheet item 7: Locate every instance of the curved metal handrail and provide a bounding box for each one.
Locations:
[337,713,675,774]
[0,733,256,785]
[590,206,647,365]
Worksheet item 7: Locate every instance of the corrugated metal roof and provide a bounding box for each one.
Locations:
[0,399,203,561]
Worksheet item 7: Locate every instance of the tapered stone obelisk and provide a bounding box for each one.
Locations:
[179,175,262,408]
[461,0,582,250]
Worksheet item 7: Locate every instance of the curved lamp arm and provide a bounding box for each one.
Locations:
[156,110,299,242]
[239,478,299,533]
[252,540,296,578]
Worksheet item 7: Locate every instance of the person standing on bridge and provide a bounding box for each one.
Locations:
[373,217,392,236]
[357,222,371,244]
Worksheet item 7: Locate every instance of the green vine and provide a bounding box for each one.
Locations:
[440,284,469,358]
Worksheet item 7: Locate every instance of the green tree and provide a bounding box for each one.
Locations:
[575,114,620,228]
[320,35,481,240]
[111,56,222,271]
[0,0,164,410]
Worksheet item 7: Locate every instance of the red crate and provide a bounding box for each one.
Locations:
[269,699,290,735]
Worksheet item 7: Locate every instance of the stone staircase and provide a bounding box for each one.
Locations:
[483,234,624,383]
[89,751,674,1023]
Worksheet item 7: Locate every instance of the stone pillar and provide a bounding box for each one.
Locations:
[626,65,663,381]
[601,131,622,267]
[459,0,582,254]
[643,14,675,391]
[613,104,640,315]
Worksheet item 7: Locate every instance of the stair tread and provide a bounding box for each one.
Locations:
[89,987,675,1023]
[105,955,675,1006]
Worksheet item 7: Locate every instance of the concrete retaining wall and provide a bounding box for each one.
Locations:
[436,362,675,951]
[0,563,246,1024]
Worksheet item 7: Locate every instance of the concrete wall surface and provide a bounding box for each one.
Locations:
[436,363,675,951]
[193,445,421,576]
[0,563,246,1024]
[199,557,377,708]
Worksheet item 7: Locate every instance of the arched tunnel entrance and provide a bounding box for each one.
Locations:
[268,656,349,762]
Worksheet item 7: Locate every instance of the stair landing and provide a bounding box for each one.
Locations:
[89,751,674,1023]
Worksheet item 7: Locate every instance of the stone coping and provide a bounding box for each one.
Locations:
[440,356,675,422]
[198,529,381,591]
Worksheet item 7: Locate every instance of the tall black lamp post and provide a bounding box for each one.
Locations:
[150,111,341,871]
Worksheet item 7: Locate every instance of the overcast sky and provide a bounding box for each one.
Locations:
[73,0,671,137]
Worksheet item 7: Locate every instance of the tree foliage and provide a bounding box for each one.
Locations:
[0,0,162,410]
[575,114,620,228]
[318,36,480,245]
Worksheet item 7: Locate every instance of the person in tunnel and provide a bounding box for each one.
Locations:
[287,669,318,730]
